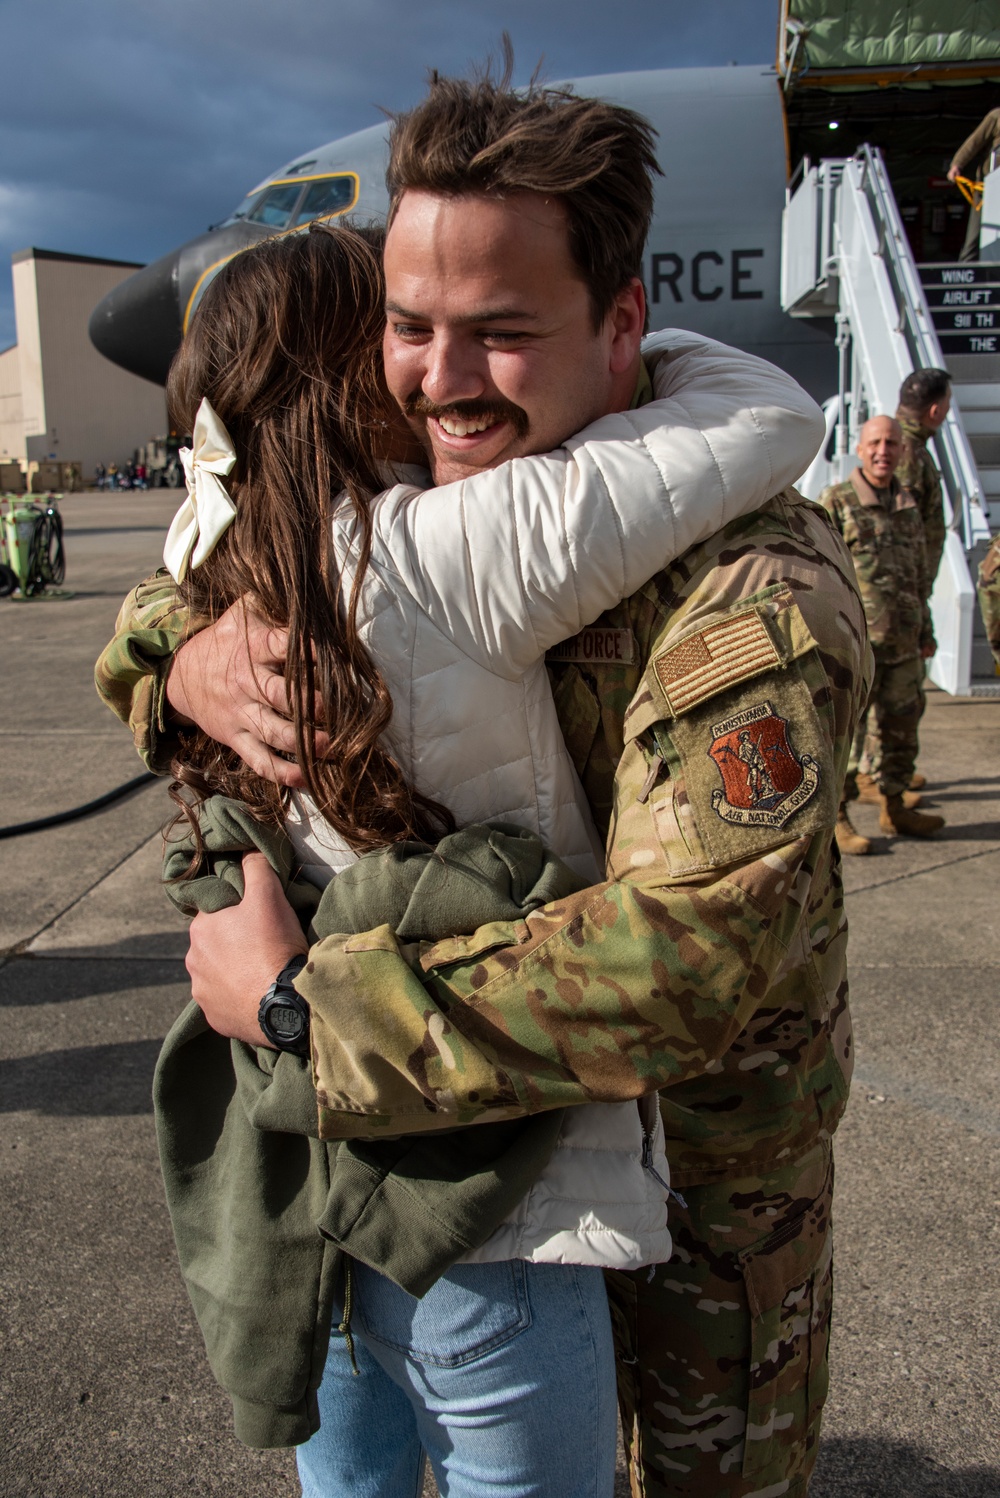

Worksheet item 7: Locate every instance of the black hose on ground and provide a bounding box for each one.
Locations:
[0,771,158,840]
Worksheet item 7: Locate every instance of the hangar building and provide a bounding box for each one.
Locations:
[0,248,166,482]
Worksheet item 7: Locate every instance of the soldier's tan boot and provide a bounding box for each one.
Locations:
[856,772,921,809]
[909,771,927,791]
[879,794,945,838]
[835,807,871,856]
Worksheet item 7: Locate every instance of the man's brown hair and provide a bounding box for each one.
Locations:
[387,43,661,329]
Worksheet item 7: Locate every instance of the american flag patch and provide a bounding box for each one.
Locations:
[653,610,780,716]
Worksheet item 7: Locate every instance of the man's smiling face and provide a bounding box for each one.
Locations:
[383,190,643,483]
[857,415,902,488]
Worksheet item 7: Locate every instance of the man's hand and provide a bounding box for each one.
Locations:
[167,597,329,786]
[947,163,960,183]
[187,853,309,1047]
[922,640,937,659]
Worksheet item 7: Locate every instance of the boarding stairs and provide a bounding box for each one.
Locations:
[781,145,999,696]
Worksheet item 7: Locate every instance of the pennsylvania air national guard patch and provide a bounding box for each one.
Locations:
[708,700,820,828]
[622,589,841,868]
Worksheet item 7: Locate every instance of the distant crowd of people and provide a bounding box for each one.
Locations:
[94,452,184,490]
[94,460,148,491]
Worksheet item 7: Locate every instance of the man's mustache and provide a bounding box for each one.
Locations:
[402,394,530,440]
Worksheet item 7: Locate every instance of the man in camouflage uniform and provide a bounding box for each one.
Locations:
[897,370,950,590]
[948,105,1000,262]
[96,71,868,1498]
[820,416,944,853]
[100,494,868,1498]
[978,533,1000,668]
[300,496,869,1498]
[855,368,952,804]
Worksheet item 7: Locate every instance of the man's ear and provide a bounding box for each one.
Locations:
[607,278,646,376]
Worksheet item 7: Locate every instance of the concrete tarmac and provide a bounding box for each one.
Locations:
[1,493,998,1497]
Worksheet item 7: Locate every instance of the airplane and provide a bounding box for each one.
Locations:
[91,61,840,393]
[88,3,1000,693]
[88,10,1000,404]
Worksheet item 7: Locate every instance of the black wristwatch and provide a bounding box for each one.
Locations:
[257,955,310,1056]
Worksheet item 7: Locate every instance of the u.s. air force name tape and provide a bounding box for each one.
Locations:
[546,628,635,665]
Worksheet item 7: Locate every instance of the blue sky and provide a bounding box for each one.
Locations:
[0,0,778,350]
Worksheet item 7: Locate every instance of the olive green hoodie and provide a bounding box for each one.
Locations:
[155,800,574,1447]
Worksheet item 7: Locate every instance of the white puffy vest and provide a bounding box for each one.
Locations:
[285,330,824,1271]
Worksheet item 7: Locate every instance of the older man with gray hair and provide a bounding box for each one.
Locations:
[820,414,945,853]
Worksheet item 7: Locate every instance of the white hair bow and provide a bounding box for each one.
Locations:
[162,398,238,583]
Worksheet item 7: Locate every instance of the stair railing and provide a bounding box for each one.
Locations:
[850,147,989,551]
[782,146,987,694]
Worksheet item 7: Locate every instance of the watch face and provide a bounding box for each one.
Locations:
[268,1001,304,1042]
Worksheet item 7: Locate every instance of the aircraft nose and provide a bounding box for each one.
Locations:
[88,247,183,386]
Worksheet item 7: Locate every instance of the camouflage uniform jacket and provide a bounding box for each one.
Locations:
[819,467,933,663]
[979,533,1000,666]
[896,411,946,590]
[951,107,1000,180]
[95,571,207,774]
[293,492,871,1188]
[95,495,872,1191]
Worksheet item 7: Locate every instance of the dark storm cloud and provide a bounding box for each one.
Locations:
[0,0,777,347]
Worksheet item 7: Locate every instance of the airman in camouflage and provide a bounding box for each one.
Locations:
[979,532,1000,667]
[292,491,870,1497]
[896,372,950,591]
[95,59,861,1497]
[855,370,952,802]
[97,487,869,1497]
[819,416,945,849]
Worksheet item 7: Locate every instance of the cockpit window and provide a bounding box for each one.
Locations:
[219,173,358,231]
[185,174,359,333]
[293,176,357,225]
[223,190,267,225]
[246,183,304,229]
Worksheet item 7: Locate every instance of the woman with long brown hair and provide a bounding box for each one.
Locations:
[166,223,452,856]
[154,220,819,1497]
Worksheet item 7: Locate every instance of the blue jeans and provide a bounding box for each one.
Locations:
[297,1259,617,1498]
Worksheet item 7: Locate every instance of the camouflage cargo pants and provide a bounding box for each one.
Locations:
[606,1141,833,1498]
[847,654,924,798]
